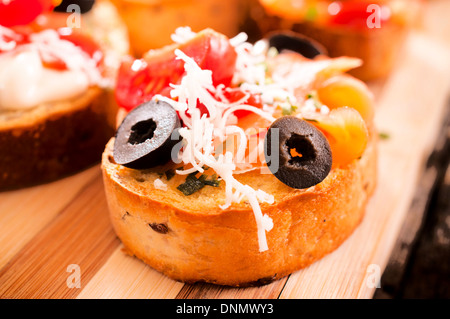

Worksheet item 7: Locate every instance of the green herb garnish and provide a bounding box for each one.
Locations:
[280,97,298,115]
[176,172,220,196]
[282,104,298,116]
[177,174,205,196]
[306,90,323,109]
[379,132,390,140]
[164,169,175,181]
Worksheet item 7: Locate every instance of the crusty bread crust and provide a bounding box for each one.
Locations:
[101,126,377,286]
[0,87,118,190]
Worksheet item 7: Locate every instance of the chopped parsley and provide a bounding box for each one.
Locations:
[281,97,298,115]
[176,171,220,196]
[164,169,175,181]
[282,103,298,116]
[306,90,323,109]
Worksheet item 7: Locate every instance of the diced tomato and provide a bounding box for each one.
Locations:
[0,0,57,27]
[115,29,237,111]
[222,87,263,118]
[191,87,263,119]
[328,1,389,29]
[29,11,76,31]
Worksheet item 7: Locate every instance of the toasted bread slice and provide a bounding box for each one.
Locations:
[101,125,377,286]
[0,87,118,190]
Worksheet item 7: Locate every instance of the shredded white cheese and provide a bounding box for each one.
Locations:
[171,26,197,44]
[28,30,105,87]
[155,48,275,252]
[230,32,362,115]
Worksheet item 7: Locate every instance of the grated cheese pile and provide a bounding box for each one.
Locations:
[154,27,362,252]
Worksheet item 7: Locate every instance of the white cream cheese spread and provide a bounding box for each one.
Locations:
[0,27,103,111]
[0,49,90,110]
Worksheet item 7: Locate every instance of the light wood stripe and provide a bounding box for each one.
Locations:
[77,246,184,299]
[0,166,100,270]
[0,173,119,299]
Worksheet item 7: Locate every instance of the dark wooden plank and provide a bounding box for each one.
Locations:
[399,162,450,298]
[374,103,450,299]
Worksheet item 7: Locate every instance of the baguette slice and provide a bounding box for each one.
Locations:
[0,87,118,190]
[101,125,377,286]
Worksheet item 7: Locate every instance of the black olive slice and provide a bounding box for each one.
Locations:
[264,116,332,189]
[267,31,327,59]
[113,100,181,169]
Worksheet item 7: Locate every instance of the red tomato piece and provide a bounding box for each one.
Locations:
[115,29,237,111]
[328,1,389,29]
[58,28,103,64]
[222,87,263,118]
[0,0,56,27]
[179,87,263,121]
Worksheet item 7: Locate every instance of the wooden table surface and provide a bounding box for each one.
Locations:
[0,1,449,299]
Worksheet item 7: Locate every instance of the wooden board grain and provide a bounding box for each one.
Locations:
[76,246,184,299]
[0,172,120,299]
[0,0,449,300]
[0,166,100,270]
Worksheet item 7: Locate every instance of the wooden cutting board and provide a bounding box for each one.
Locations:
[0,1,449,299]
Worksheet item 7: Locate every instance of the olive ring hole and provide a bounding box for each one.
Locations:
[128,119,157,145]
[285,134,317,166]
